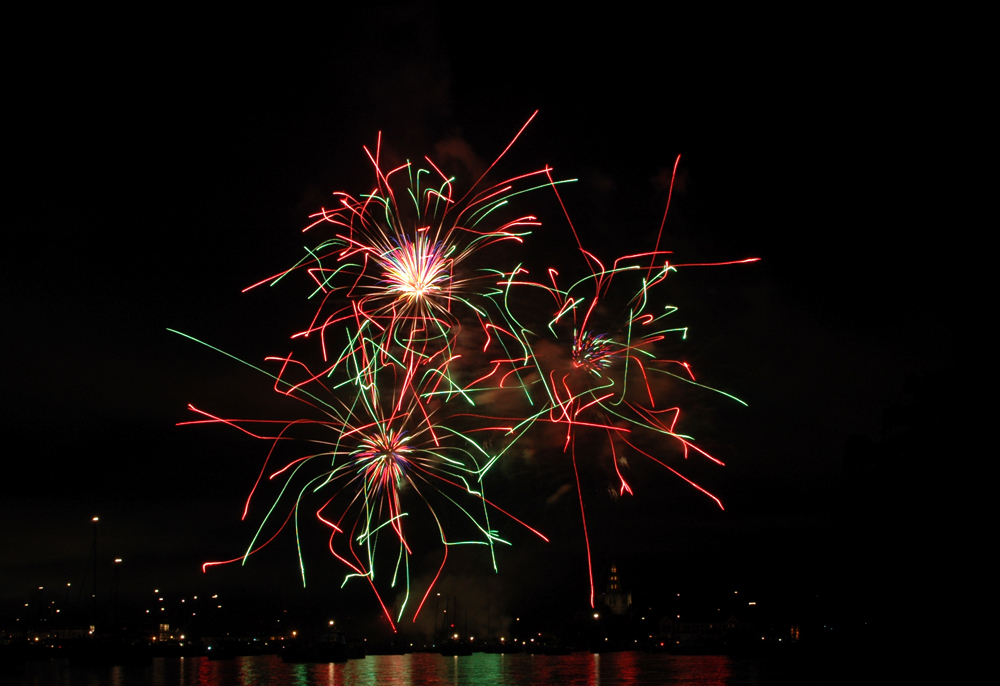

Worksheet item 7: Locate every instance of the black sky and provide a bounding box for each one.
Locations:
[3,5,953,641]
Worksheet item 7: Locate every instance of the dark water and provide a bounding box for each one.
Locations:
[1,652,824,686]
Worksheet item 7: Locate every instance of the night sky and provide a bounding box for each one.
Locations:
[4,6,952,644]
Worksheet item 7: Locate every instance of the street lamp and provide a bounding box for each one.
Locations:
[91,516,99,632]
[112,558,123,629]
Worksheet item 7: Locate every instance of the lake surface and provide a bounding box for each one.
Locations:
[1,651,830,685]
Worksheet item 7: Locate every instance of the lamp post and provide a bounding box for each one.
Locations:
[91,516,99,633]
[112,558,123,630]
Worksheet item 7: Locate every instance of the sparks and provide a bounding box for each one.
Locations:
[177,119,754,622]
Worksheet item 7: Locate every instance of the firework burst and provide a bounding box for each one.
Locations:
[175,124,753,621]
[464,169,758,605]
[178,332,545,630]
[244,114,573,389]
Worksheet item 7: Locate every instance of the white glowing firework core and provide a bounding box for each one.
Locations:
[379,235,450,304]
[355,430,412,484]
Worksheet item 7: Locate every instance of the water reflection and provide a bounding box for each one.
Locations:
[666,656,734,686]
[8,651,756,686]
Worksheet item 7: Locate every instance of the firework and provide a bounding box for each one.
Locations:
[177,331,545,630]
[243,114,573,392]
[176,122,752,621]
[464,168,758,605]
